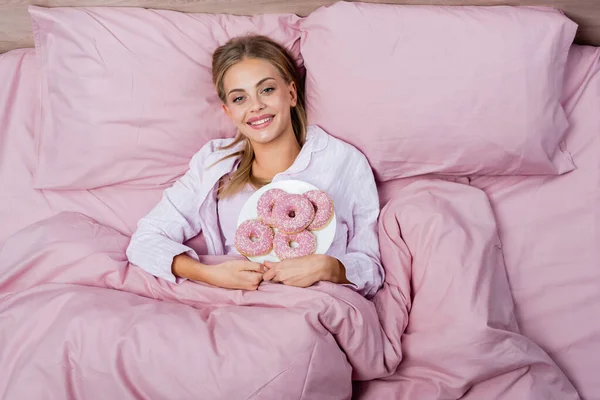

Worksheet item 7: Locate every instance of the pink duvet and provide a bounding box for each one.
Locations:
[0,181,578,399]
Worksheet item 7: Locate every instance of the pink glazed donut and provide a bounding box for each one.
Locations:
[271,194,315,234]
[303,190,334,231]
[273,230,317,260]
[257,188,287,226]
[234,219,274,257]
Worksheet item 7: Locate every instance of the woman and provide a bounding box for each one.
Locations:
[126,35,384,298]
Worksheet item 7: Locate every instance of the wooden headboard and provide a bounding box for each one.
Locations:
[1,0,599,53]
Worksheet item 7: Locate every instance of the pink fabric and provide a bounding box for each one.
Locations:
[0,48,208,254]
[0,213,386,399]
[300,2,577,181]
[371,44,600,398]
[360,180,578,399]
[0,49,53,245]
[1,32,600,400]
[468,45,600,399]
[29,5,302,190]
[29,4,578,190]
[0,184,576,398]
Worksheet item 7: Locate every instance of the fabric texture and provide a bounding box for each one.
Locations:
[29,5,303,189]
[0,179,579,399]
[300,2,578,181]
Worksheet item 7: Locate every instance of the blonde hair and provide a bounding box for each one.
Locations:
[212,35,307,199]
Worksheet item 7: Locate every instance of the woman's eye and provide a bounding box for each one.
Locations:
[232,96,244,103]
[262,87,275,94]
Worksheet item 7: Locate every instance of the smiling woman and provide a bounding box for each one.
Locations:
[222,64,297,141]
[125,34,385,298]
[212,35,307,195]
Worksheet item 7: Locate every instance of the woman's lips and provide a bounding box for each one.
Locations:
[247,115,275,130]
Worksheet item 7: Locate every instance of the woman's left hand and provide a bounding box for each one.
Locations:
[263,254,350,287]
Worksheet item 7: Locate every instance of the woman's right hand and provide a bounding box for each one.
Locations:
[204,260,266,291]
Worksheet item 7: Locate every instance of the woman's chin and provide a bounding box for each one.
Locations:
[243,127,282,145]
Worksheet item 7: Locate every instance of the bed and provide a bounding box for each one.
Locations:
[1,1,599,399]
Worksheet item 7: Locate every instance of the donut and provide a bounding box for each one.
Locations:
[271,194,315,234]
[303,190,334,231]
[234,219,274,257]
[273,230,317,260]
[257,188,287,226]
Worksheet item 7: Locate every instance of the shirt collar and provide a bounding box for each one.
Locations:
[282,125,328,175]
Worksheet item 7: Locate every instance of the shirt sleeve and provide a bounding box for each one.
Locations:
[125,152,207,284]
[336,153,385,299]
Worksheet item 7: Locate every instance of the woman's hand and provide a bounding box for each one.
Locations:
[205,260,267,291]
[263,254,350,287]
[173,254,266,290]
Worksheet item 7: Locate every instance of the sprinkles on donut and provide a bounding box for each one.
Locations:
[234,219,274,257]
[303,190,334,231]
[273,230,317,260]
[271,193,316,234]
[257,188,287,226]
[237,186,335,260]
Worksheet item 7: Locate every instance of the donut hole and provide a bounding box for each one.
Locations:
[288,210,296,218]
[250,235,260,242]
[288,240,299,249]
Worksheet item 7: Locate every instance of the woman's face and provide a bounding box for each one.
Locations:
[221,58,297,145]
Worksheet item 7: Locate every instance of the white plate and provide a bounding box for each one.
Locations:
[237,179,337,263]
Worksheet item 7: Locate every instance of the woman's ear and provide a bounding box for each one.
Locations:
[289,81,297,108]
[222,103,232,119]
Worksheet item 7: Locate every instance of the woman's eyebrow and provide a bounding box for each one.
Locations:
[228,77,275,95]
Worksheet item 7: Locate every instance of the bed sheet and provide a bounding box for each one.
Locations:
[1,44,599,399]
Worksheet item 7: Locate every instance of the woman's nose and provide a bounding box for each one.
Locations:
[250,96,266,112]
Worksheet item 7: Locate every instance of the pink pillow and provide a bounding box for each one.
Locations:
[300,3,578,181]
[30,6,302,189]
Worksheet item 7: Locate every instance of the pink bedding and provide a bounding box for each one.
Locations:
[0,187,576,399]
[0,49,52,243]
[1,44,599,399]
[469,44,600,400]
[0,49,170,246]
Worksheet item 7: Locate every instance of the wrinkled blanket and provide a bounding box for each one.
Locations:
[0,180,578,399]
